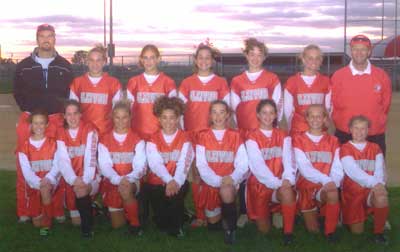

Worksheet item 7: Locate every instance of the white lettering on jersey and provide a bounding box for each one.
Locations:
[260,147,282,161]
[240,88,268,102]
[355,159,375,172]
[31,160,53,172]
[67,145,85,159]
[189,90,218,102]
[160,150,181,164]
[206,150,234,163]
[136,92,164,104]
[80,92,108,105]
[297,93,324,106]
[110,152,134,164]
[306,151,332,164]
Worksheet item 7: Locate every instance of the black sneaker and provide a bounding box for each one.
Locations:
[326,232,339,243]
[283,234,294,245]
[128,226,143,236]
[224,230,236,245]
[82,231,94,239]
[168,228,185,238]
[374,234,388,245]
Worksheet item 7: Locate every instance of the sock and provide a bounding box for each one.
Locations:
[192,183,205,220]
[76,195,93,234]
[373,207,389,234]
[282,203,296,234]
[324,202,340,236]
[42,203,53,228]
[222,203,237,231]
[124,200,140,227]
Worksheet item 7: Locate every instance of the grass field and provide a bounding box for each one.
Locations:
[0,171,398,252]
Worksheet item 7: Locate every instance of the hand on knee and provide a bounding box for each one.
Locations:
[220,185,235,203]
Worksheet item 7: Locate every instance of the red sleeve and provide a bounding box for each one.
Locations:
[339,143,352,158]
[178,77,190,99]
[230,76,240,96]
[218,77,230,99]
[111,77,122,95]
[284,76,296,95]
[126,76,138,95]
[69,77,80,95]
[164,76,177,94]
[291,134,303,149]
[381,70,392,115]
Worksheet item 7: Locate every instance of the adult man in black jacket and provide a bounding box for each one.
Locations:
[13,24,73,222]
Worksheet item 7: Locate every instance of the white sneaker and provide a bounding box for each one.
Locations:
[55,215,66,223]
[18,216,30,223]
[272,213,283,229]
[384,220,391,231]
[236,214,248,228]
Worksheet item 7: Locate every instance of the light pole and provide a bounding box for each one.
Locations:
[108,0,115,67]
[104,0,106,48]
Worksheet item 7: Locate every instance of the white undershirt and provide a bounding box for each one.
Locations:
[162,130,178,144]
[260,129,273,138]
[35,57,54,70]
[29,138,46,149]
[301,75,316,87]
[68,128,79,139]
[212,129,225,141]
[305,132,323,143]
[350,141,367,151]
[245,70,263,82]
[144,73,160,84]
[88,76,102,85]
[197,74,215,84]
[113,132,127,143]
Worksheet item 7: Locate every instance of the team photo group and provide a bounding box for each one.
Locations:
[12,23,392,246]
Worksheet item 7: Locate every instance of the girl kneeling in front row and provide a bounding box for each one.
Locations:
[196,100,249,244]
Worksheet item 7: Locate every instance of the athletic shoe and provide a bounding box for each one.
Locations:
[54,215,66,224]
[82,231,94,239]
[272,213,283,229]
[326,232,339,244]
[236,214,248,228]
[190,218,207,228]
[283,234,294,245]
[384,221,391,231]
[18,216,30,223]
[39,227,50,236]
[224,230,236,245]
[374,234,388,245]
[128,226,143,236]
[168,228,185,238]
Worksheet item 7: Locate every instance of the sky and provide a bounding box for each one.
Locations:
[0,0,398,60]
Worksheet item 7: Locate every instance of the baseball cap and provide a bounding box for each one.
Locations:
[350,34,371,49]
[36,24,55,35]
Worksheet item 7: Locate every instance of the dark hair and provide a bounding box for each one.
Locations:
[348,115,371,129]
[208,100,232,126]
[138,44,160,68]
[29,109,49,124]
[243,37,268,56]
[256,99,278,127]
[153,96,185,117]
[193,44,220,73]
[63,99,81,128]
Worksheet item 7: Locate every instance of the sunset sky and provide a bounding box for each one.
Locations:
[0,0,398,60]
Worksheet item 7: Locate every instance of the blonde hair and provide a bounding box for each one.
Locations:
[88,44,107,61]
[139,44,161,68]
[305,104,328,118]
[299,44,323,62]
[193,44,220,73]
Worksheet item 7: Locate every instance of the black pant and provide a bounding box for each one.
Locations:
[145,181,188,233]
[335,129,386,156]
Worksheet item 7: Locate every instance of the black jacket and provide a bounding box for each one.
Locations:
[13,48,73,114]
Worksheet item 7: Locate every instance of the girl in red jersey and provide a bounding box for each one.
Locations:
[196,100,249,244]
[126,44,177,140]
[56,99,99,238]
[283,45,331,135]
[98,102,147,234]
[146,96,194,237]
[69,44,122,136]
[340,115,389,244]
[245,99,296,245]
[18,111,60,236]
[293,104,343,242]
[178,43,230,227]
[230,38,282,227]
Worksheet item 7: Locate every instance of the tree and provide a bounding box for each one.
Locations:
[71,50,88,65]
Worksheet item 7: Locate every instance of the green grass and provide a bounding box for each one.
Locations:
[0,170,398,252]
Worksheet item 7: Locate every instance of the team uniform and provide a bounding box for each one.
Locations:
[196,128,248,232]
[18,137,60,228]
[126,72,177,140]
[331,61,391,153]
[340,141,388,234]
[146,130,194,234]
[245,128,296,234]
[56,122,99,217]
[70,73,122,136]
[293,132,343,235]
[284,73,331,135]
[231,69,282,134]
[98,129,146,228]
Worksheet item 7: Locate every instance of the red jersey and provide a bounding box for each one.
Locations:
[293,133,339,189]
[126,72,176,139]
[285,73,330,134]
[147,130,189,185]
[179,74,229,131]
[21,138,57,179]
[70,73,121,136]
[197,128,242,176]
[100,130,142,176]
[57,122,96,177]
[231,70,280,130]
[331,65,391,135]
